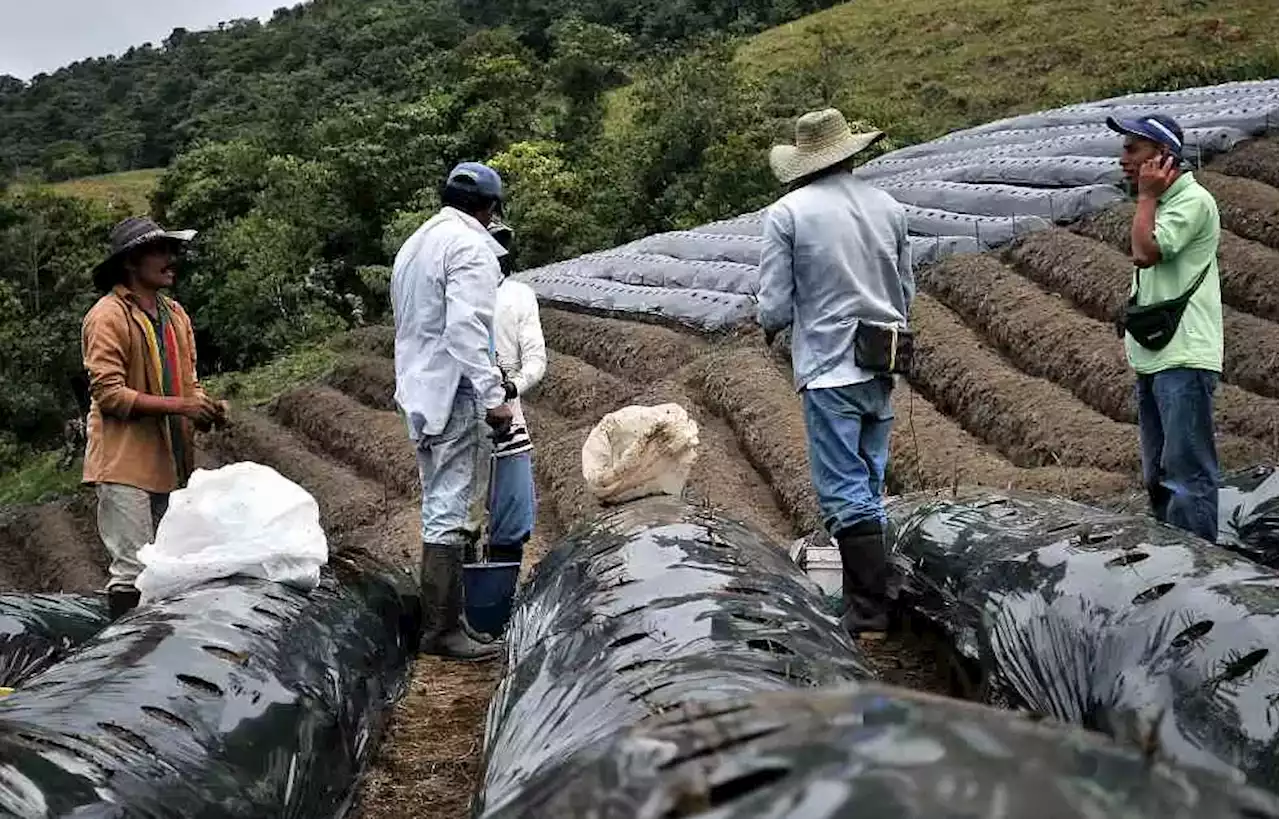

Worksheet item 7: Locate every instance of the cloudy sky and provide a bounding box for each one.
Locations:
[0,0,295,80]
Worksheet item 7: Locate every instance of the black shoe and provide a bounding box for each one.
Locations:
[419,544,502,661]
[836,525,890,639]
[108,587,141,620]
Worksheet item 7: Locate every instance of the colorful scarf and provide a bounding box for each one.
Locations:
[138,297,188,483]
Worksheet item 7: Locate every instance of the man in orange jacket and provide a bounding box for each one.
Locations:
[82,217,225,618]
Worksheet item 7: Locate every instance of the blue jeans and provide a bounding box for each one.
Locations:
[488,451,536,561]
[1136,368,1219,542]
[801,377,895,536]
[415,384,482,548]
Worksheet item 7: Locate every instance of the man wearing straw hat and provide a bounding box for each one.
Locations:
[82,216,226,619]
[758,109,915,640]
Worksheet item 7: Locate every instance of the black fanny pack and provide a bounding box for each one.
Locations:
[854,321,914,375]
[1116,263,1210,351]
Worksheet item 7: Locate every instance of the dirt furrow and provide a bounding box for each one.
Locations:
[1208,136,1279,187]
[919,253,1277,459]
[1198,170,1278,248]
[911,295,1140,474]
[522,401,601,530]
[332,325,395,358]
[0,497,105,593]
[203,409,395,548]
[327,354,398,412]
[1005,229,1278,397]
[533,350,638,421]
[272,385,419,498]
[1072,202,1278,320]
[540,307,709,383]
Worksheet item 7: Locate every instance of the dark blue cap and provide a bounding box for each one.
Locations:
[1106,114,1185,156]
[446,161,504,201]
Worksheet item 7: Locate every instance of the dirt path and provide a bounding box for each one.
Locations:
[0,496,105,593]
[1208,136,1279,187]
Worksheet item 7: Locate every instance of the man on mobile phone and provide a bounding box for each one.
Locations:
[757,109,914,640]
[391,163,511,660]
[1108,114,1223,541]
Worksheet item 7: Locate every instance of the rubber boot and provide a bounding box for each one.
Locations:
[108,587,141,621]
[835,523,890,640]
[420,544,501,661]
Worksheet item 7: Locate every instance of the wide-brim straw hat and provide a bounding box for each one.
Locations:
[93,216,197,292]
[770,108,885,185]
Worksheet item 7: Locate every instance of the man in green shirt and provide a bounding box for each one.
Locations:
[1108,114,1223,542]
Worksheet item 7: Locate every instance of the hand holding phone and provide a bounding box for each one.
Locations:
[1137,151,1179,199]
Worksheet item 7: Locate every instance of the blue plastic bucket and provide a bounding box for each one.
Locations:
[463,561,521,637]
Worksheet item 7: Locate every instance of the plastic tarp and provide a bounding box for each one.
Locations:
[475,497,874,817]
[0,554,420,817]
[513,271,757,330]
[887,490,1279,790]
[0,593,108,687]
[1219,465,1279,569]
[517,80,1276,329]
[485,686,1279,819]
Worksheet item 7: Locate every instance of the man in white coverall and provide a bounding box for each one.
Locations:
[391,162,512,660]
[467,218,546,566]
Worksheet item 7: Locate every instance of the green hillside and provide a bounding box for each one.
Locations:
[736,0,1278,144]
[45,169,162,214]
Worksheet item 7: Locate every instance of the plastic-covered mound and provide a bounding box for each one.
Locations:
[887,490,1279,790]
[484,686,1279,819]
[0,554,420,817]
[516,80,1277,330]
[0,593,108,687]
[1220,465,1279,568]
[475,497,874,817]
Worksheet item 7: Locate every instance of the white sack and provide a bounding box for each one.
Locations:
[581,404,700,505]
[136,462,328,603]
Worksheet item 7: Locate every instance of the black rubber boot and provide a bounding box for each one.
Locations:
[835,523,890,639]
[107,587,141,621]
[420,544,501,661]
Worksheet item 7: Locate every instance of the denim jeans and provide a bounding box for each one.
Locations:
[488,451,536,561]
[415,383,483,548]
[801,377,895,536]
[1136,368,1219,542]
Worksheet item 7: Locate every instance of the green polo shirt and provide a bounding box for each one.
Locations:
[1125,172,1223,375]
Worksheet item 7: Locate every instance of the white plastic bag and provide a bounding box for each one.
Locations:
[136,462,329,604]
[581,404,700,505]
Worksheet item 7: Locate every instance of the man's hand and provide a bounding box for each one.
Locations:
[178,395,221,427]
[485,404,514,431]
[1136,154,1178,200]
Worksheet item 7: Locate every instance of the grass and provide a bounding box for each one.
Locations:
[45,168,163,214]
[0,451,83,507]
[204,342,342,407]
[601,0,1276,157]
[734,0,1277,145]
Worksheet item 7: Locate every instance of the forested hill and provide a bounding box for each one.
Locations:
[0,0,834,180]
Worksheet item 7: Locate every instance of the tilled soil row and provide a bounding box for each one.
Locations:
[919,253,1277,460]
[327,355,398,412]
[0,495,105,593]
[202,410,404,560]
[532,350,638,421]
[1208,136,1279,187]
[272,385,420,498]
[1005,229,1279,397]
[331,325,395,358]
[911,295,1140,474]
[540,307,709,383]
[522,401,602,530]
[1072,202,1278,320]
[1198,170,1279,248]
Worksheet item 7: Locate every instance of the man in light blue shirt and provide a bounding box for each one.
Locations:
[758,109,914,639]
[391,162,513,660]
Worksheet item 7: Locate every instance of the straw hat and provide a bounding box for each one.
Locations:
[770,109,884,185]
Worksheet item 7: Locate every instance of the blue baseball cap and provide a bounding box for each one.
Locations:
[1106,114,1185,156]
[446,161,504,201]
